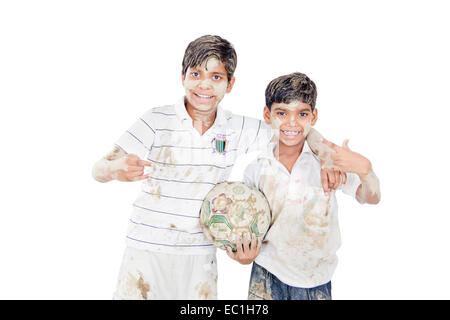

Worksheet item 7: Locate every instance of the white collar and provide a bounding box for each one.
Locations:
[258,139,313,161]
[174,96,233,132]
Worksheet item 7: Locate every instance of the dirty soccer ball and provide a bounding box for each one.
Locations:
[200,182,271,252]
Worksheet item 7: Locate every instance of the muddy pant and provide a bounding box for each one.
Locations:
[113,246,217,300]
[248,263,332,300]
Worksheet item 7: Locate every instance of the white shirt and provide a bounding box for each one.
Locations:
[243,141,361,287]
[115,97,272,255]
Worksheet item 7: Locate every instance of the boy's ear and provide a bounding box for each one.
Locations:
[181,73,185,84]
[263,106,272,125]
[226,77,236,93]
[311,108,318,126]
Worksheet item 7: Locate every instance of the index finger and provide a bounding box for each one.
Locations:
[321,138,340,151]
[138,160,152,167]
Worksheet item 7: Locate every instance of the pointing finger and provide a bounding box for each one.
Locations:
[138,160,152,167]
[321,138,340,151]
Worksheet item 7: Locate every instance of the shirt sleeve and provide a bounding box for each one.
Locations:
[341,173,362,199]
[114,109,156,160]
[237,117,272,154]
[242,160,261,189]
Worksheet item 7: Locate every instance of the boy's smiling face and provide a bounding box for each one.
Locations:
[264,100,318,147]
[182,58,235,112]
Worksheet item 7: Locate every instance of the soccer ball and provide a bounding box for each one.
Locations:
[200,181,271,252]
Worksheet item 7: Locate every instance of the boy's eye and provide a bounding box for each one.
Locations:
[212,75,221,80]
[300,112,308,117]
[276,111,286,116]
[191,72,200,77]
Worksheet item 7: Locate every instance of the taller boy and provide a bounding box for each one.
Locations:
[93,35,273,299]
[92,35,340,299]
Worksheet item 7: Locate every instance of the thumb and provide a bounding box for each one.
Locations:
[342,139,350,150]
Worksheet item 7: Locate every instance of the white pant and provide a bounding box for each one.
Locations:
[113,246,218,300]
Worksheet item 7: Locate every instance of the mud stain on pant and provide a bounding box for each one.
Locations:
[126,271,150,300]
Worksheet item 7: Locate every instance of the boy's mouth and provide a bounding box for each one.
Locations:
[281,130,301,136]
[194,92,214,100]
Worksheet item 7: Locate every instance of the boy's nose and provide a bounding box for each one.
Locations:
[289,115,297,126]
[198,79,213,89]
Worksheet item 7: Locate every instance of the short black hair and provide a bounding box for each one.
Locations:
[265,72,317,111]
[182,35,237,83]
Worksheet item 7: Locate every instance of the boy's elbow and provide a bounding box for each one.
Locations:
[366,193,381,205]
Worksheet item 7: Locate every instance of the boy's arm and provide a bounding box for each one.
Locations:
[322,139,381,204]
[92,109,156,183]
[92,147,151,183]
[307,128,348,194]
[226,162,263,264]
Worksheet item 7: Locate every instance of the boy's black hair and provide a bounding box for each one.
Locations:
[182,35,237,83]
[265,72,317,111]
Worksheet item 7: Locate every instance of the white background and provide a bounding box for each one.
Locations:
[0,0,449,299]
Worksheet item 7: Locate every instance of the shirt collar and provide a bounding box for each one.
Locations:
[258,139,314,160]
[174,96,233,132]
[174,97,190,121]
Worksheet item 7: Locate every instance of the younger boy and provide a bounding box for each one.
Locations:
[227,72,380,300]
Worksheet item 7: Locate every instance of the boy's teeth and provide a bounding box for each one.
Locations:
[282,130,299,136]
[196,93,213,98]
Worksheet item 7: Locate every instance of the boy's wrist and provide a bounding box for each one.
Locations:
[357,158,372,179]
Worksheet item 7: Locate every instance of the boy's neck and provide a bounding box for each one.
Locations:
[275,139,306,173]
[184,97,217,135]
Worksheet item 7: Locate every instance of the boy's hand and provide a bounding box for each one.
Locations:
[226,233,262,265]
[322,139,372,178]
[113,154,152,182]
[93,148,152,183]
[321,166,347,194]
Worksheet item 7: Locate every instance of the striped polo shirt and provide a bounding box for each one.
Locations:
[115,97,272,255]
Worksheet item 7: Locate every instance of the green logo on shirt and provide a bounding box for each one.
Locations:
[212,134,227,154]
